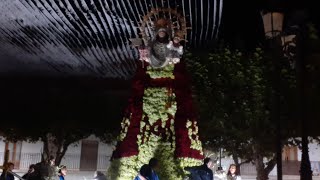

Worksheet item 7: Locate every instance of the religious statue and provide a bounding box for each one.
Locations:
[109,8,203,180]
[130,8,189,68]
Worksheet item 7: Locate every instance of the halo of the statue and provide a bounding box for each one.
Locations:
[138,8,188,68]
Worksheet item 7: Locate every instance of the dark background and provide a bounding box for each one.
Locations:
[0,0,319,123]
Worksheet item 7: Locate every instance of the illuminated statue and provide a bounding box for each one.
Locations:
[130,8,189,68]
[109,8,203,180]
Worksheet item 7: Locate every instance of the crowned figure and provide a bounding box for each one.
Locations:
[130,9,188,68]
[109,8,203,180]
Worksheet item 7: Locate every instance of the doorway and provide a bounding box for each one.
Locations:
[79,140,99,171]
[282,146,298,161]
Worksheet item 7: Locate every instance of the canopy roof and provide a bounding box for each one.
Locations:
[0,0,223,78]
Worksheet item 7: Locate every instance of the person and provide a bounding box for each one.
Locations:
[226,164,241,180]
[214,167,227,180]
[40,156,59,180]
[146,158,159,180]
[184,158,214,180]
[22,164,37,180]
[58,165,67,180]
[134,164,149,180]
[0,162,15,180]
[93,171,106,180]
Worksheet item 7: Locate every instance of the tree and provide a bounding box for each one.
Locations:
[185,47,296,180]
[0,81,129,165]
[0,127,115,165]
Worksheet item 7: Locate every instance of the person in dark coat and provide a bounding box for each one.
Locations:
[134,164,150,180]
[0,162,15,180]
[93,171,106,180]
[184,158,214,180]
[146,158,159,180]
[22,164,38,180]
[34,155,59,180]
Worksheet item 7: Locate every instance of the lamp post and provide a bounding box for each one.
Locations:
[219,147,222,169]
[296,30,313,180]
[262,10,313,180]
[286,13,313,180]
[261,11,284,180]
[218,136,223,171]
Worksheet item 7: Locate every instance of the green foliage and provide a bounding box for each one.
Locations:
[185,47,296,162]
[307,23,319,40]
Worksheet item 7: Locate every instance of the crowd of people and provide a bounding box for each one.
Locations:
[0,156,68,180]
[1,156,241,180]
[134,158,242,180]
[0,156,107,180]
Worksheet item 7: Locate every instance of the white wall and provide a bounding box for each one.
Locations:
[298,142,320,161]
[297,141,320,175]
[21,141,43,154]
[0,140,5,152]
[98,142,113,156]
[0,135,115,171]
[65,142,82,154]
[0,140,6,165]
[61,142,82,170]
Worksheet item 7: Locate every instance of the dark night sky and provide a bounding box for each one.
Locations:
[219,1,264,49]
[1,0,319,122]
[219,0,319,50]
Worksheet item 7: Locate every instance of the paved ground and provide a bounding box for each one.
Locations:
[11,171,320,180]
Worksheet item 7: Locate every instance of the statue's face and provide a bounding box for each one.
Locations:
[173,37,180,44]
[158,31,166,38]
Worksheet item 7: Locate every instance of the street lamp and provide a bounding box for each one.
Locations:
[262,12,284,39]
[219,147,222,170]
[261,10,284,180]
[285,11,313,180]
[262,9,313,180]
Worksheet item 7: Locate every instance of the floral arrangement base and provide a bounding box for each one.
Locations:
[109,63,203,180]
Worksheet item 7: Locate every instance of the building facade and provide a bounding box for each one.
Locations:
[0,135,319,176]
[0,135,114,171]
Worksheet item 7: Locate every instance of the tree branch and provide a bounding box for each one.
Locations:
[264,156,277,175]
[240,159,252,166]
